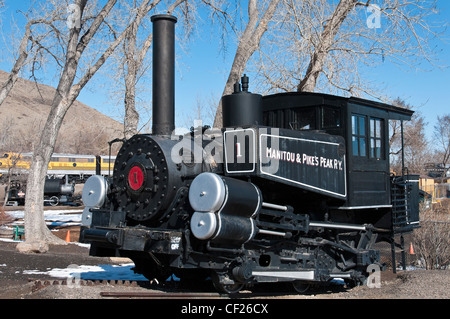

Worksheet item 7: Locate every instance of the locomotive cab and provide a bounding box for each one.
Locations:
[260,92,419,228]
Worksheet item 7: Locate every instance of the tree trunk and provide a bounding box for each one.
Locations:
[297,0,357,92]
[17,0,92,253]
[123,23,139,139]
[213,0,280,128]
[124,69,139,139]
[17,63,82,252]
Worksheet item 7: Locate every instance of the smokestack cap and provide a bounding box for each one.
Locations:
[151,14,178,23]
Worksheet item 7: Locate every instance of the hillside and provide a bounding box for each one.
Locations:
[0,70,123,155]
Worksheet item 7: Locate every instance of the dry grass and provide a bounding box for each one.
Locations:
[413,199,450,269]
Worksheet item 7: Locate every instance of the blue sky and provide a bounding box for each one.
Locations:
[1,0,449,142]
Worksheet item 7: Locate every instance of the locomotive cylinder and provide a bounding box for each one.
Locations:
[189,172,261,244]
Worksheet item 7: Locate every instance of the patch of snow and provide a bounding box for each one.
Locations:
[23,263,148,281]
[0,238,18,243]
[4,209,83,228]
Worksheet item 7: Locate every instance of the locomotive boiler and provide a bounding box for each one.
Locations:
[80,14,420,293]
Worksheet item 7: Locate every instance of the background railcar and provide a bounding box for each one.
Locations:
[0,152,115,206]
[0,152,115,182]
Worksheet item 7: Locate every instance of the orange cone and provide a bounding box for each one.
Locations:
[409,242,415,254]
[65,230,71,242]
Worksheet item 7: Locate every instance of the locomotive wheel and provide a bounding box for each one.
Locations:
[211,271,244,294]
[292,280,310,293]
[49,196,59,206]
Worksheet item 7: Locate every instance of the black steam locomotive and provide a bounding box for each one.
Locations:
[80,14,420,293]
[6,177,75,206]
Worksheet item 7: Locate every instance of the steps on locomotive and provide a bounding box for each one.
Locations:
[390,175,419,233]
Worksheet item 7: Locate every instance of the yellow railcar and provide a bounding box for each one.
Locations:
[0,152,115,181]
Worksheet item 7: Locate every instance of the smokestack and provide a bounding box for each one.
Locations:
[151,14,177,135]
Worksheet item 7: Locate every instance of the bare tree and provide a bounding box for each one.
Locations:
[297,0,359,92]
[180,92,218,129]
[1,152,23,208]
[120,0,192,139]
[0,117,35,207]
[389,98,429,175]
[15,0,159,253]
[0,21,33,106]
[433,114,450,181]
[213,0,281,128]
[121,1,161,139]
[413,204,450,270]
[254,0,444,100]
[0,16,64,106]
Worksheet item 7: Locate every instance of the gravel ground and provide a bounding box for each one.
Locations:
[26,269,450,299]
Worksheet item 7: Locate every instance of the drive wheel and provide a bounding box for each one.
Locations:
[211,271,244,294]
[292,280,310,293]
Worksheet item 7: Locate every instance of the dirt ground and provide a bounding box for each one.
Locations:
[0,236,449,300]
[1,204,448,301]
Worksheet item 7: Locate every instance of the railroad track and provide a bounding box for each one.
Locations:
[99,291,223,299]
[28,277,348,299]
[28,278,229,299]
[28,278,150,292]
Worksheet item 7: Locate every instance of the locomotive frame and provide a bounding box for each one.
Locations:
[80,14,420,293]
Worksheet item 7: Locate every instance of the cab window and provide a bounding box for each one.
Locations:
[290,107,316,130]
[369,117,384,159]
[352,114,366,157]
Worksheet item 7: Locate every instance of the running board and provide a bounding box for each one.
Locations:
[252,270,315,282]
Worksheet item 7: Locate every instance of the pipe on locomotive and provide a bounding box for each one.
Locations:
[151,14,177,136]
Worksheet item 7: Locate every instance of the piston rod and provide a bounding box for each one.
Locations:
[258,229,287,237]
[262,202,288,211]
[309,221,368,231]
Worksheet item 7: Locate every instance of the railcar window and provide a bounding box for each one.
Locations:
[322,106,341,128]
[352,114,366,157]
[370,118,384,159]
